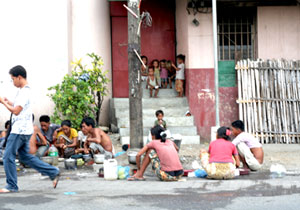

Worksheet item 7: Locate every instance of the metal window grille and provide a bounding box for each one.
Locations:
[218,9,256,61]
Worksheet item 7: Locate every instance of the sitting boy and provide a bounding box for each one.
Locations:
[231,120,264,171]
[154,110,167,129]
[81,117,113,159]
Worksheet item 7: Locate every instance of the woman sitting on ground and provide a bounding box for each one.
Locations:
[54,120,78,158]
[200,126,240,180]
[128,125,183,181]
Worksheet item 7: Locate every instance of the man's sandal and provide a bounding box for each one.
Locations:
[53,174,60,189]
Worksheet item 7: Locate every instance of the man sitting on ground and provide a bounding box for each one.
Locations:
[231,120,264,171]
[0,121,10,157]
[80,117,113,159]
[39,115,60,144]
[29,125,49,158]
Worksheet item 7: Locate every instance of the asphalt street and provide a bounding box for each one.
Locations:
[0,168,300,210]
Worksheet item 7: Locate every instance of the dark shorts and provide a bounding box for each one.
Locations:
[165,170,184,177]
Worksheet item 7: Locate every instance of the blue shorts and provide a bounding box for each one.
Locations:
[161,78,168,83]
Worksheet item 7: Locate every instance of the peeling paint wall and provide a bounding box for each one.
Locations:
[257,6,300,59]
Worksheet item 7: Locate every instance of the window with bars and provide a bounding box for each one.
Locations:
[218,9,257,61]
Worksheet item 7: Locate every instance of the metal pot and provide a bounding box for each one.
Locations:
[94,154,105,164]
[83,154,92,162]
[127,151,138,164]
[41,156,53,165]
[64,158,77,170]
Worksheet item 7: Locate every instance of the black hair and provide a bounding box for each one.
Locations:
[148,66,154,72]
[39,115,50,123]
[61,120,71,127]
[32,114,35,122]
[141,55,148,64]
[81,117,95,128]
[160,59,166,63]
[150,125,167,143]
[9,65,27,79]
[5,120,10,129]
[155,110,164,117]
[176,54,186,62]
[152,59,159,66]
[232,120,245,132]
[217,126,231,141]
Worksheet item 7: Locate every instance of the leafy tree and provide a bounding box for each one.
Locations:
[48,53,110,129]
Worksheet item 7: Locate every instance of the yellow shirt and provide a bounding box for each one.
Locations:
[57,128,78,140]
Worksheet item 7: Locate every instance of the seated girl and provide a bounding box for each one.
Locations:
[54,120,78,158]
[128,125,183,181]
[200,126,240,180]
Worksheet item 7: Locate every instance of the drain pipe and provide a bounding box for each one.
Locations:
[212,0,220,127]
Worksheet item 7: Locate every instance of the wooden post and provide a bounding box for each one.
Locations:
[127,0,143,148]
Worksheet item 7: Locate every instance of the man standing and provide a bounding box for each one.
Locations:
[0,65,60,193]
[231,120,264,171]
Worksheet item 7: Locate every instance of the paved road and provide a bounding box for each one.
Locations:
[0,168,300,210]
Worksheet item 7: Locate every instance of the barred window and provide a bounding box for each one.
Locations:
[218,9,257,61]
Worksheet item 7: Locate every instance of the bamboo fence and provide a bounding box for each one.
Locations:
[236,59,300,144]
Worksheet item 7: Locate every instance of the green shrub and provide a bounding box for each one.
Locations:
[48,53,110,129]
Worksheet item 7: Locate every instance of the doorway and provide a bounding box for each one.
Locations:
[110,0,176,97]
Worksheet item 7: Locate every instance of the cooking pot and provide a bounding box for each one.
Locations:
[127,151,138,164]
[83,154,92,162]
[94,154,105,164]
[64,158,77,170]
[41,156,53,165]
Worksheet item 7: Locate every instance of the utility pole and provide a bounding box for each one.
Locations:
[127,0,143,148]
[212,0,220,127]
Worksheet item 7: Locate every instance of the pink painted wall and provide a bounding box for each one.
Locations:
[257,6,300,59]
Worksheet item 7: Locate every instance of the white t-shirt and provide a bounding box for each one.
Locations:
[176,63,185,80]
[11,85,33,135]
[232,132,262,148]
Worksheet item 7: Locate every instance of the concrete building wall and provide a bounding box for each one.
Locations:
[0,0,69,129]
[176,0,239,141]
[70,0,112,126]
[0,0,112,130]
[257,6,300,60]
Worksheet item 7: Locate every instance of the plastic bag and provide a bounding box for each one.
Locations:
[194,169,207,178]
[117,166,130,180]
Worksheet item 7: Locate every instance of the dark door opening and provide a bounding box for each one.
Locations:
[110,0,176,98]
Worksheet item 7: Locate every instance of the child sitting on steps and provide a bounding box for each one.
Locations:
[147,66,159,98]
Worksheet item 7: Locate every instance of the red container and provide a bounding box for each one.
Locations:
[183,170,194,177]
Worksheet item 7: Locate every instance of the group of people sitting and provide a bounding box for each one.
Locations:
[129,120,264,181]
[141,54,186,98]
[0,115,113,160]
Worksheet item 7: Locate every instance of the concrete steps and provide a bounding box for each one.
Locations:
[113,98,188,109]
[115,108,189,118]
[117,116,195,128]
[120,135,200,146]
[119,126,198,136]
[111,81,200,145]
[141,81,177,98]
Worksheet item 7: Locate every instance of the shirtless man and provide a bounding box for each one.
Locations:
[231,120,264,171]
[80,117,113,159]
[29,125,48,158]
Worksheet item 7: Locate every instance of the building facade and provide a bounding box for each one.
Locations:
[0,0,299,141]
